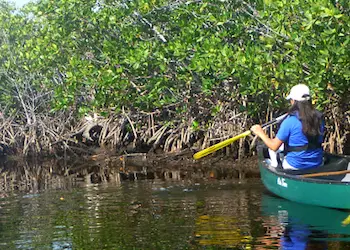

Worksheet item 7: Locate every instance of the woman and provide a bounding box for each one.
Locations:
[251,84,324,170]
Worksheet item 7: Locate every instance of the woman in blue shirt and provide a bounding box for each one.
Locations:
[251,84,324,170]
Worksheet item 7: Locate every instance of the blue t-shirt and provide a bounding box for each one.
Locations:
[276,113,324,169]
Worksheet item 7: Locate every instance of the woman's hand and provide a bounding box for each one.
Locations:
[250,124,283,151]
[250,124,265,138]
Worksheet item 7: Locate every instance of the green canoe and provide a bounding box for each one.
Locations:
[258,145,350,209]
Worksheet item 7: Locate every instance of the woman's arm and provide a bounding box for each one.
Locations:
[251,125,283,151]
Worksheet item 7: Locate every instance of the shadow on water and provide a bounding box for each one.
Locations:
[258,193,350,249]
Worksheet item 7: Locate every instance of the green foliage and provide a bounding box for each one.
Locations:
[0,0,348,118]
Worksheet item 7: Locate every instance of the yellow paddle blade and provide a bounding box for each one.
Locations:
[193,130,251,160]
[342,215,350,226]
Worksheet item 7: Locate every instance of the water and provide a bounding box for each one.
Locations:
[0,178,350,249]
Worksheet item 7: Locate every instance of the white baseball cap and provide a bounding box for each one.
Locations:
[286,84,311,101]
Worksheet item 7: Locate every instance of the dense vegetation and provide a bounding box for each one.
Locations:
[0,0,349,157]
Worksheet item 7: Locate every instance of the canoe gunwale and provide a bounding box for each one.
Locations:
[260,160,350,185]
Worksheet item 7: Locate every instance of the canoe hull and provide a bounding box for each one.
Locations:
[259,162,350,209]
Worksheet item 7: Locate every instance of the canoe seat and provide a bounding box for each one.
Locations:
[278,156,349,176]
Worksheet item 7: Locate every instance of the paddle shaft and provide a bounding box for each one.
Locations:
[193,113,287,160]
[301,169,350,178]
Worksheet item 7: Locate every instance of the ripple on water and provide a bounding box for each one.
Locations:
[0,179,350,249]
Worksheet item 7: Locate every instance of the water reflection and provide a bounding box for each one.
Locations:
[0,179,262,249]
[195,215,252,247]
[0,155,239,194]
[259,193,350,249]
[1,177,350,249]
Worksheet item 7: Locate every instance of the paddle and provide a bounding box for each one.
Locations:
[193,113,287,160]
[342,215,350,226]
[301,169,350,178]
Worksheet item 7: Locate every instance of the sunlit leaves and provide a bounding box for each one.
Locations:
[0,0,348,119]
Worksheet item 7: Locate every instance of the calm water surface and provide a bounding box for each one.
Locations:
[0,178,350,249]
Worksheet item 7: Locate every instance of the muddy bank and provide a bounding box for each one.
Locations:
[0,150,260,194]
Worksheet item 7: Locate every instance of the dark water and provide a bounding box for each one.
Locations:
[0,178,350,249]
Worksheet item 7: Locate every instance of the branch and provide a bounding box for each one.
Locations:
[133,11,167,43]
[240,0,289,40]
[122,106,138,140]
